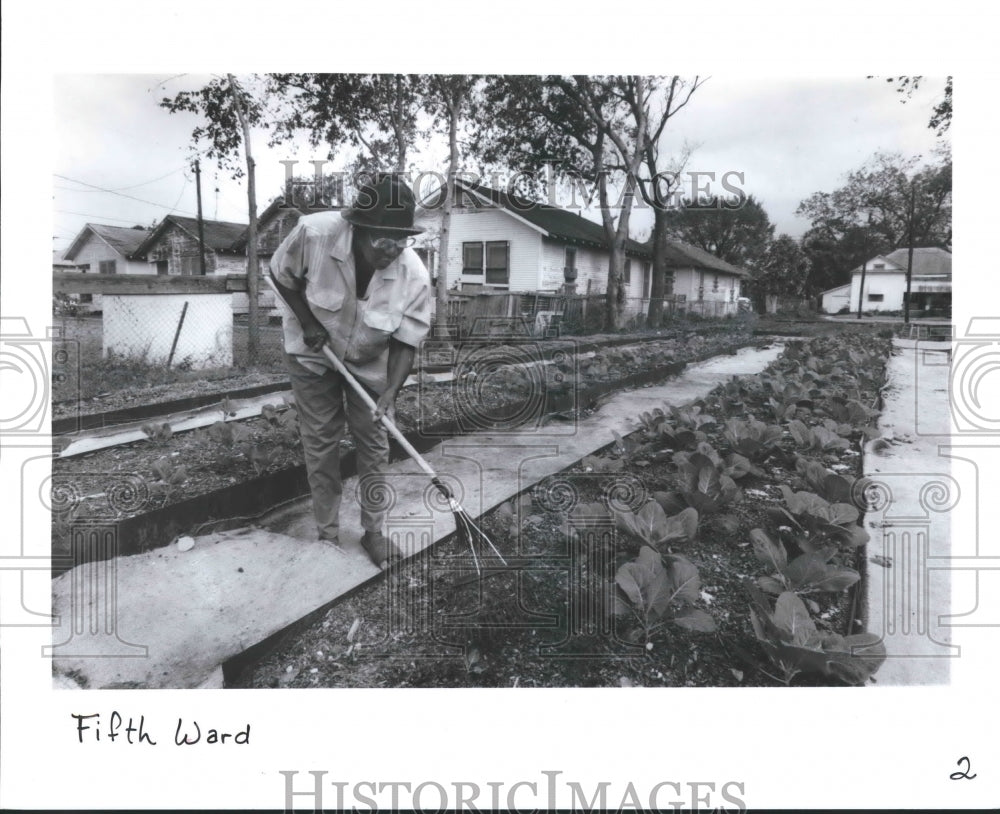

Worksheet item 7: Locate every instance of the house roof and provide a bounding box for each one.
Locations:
[64,223,152,261]
[133,215,248,258]
[850,247,951,277]
[451,180,653,257]
[230,198,342,252]
[658,240,750,277]
[819,282,853,296]
[884,247,952,277]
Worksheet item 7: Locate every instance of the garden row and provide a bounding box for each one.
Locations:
[233,327,894,689]
[51,327,757,571]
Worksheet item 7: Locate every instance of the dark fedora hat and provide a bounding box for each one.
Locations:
[343,174,424,236]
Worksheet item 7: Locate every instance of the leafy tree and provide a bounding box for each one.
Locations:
[480,75,666,330]
[797,150,951,295]
[663,194,775,270]
[424,74,480,337]
[160,74,271,361]
[749,234,811,310]
[267,73,425,173]
[628,76,705,326]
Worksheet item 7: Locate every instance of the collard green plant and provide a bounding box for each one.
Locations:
[746,581,885,685]
[722,417,784,461]
[787,419,851,453]
[613,500,698,553]
[141,422,173,444]
[774,485,869,550]
[613,547,715,639]
[750,529,860,595]
[794,457,872,509]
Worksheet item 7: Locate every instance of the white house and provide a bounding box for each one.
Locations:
[63,223,152,275]
[60,223,154,311]
[439,180,745,314]
[842,247,951,314]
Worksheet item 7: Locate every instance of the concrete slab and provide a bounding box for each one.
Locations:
[51,344,784,689]
[864,340,954,684]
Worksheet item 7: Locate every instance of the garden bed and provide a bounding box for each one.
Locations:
[226,330,894,689]
[51,328,757,569]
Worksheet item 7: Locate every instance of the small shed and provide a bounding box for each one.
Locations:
[820,283,852,314]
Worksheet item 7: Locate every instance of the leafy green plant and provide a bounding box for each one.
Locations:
[773,485,869,550]
[612,547,715,640]
[722,417,784,461]
[746,581,885,685]
[750,529,860,595]
[669,404,717,432]
[613,500,698,553]
[655,448,742,516]
[141,422,173,444]
[787,419,851,453]
[794,457,871,508]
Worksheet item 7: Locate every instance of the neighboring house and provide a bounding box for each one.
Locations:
[442,180,653,298]
[133,215,247,276]
[846,247,951,314]
[232,198,342,269]
[62,223,151,275]
[819,282,852,314]
[657,240,748,313]
[441,179,745,315]
[60,223,153,311]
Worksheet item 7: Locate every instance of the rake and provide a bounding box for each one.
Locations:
[266,275,507,573]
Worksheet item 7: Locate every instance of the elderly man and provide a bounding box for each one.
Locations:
[269,175,432,568]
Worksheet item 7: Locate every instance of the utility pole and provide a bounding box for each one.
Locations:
[228,74,260,364]
[904,180,916,325]
[857,212,873,320]
[194,159,207,276]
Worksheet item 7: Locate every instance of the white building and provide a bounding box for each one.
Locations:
[841,247,952,315]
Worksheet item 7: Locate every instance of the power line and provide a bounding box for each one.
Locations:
[55,209,157,225]
[53,173,198,216]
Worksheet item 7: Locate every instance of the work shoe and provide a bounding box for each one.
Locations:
[360,531,402,570]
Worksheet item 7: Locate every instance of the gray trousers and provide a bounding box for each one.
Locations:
[285,354,391,541]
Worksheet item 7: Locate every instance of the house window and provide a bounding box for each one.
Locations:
[624,259,632,286]
[78,264,90,273]
[462,242,483,275]
[868,293,884,302]
[484,241,509,285]
[565,246,577,273]
[713,274,719,292]
[873,263,885,269]
[698,270,705,300]
[155,261,168,276]
[642,262,651,299]
[99,260,117,275]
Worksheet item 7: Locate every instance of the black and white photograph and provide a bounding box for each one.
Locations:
[2,2,998,811]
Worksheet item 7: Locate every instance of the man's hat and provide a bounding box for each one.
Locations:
[343,174,424,236]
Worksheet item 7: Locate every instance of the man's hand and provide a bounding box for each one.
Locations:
[302,318,330,353]
[372,388,397,423]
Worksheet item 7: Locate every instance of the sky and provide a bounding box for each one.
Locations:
[51,73,948,252]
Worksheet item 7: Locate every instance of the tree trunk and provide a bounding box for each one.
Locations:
[434,92,461,339]
[646,207,672,327]
[229,75,259,365]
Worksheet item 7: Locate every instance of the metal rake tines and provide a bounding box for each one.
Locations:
[449,498,509,574]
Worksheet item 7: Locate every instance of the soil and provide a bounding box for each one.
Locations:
[225,329,893,689]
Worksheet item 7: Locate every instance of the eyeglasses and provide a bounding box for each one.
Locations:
[370,235,417,252]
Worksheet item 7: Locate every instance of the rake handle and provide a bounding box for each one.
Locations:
[266,273,451,498]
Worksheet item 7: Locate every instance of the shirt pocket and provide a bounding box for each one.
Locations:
[305,279,345,313]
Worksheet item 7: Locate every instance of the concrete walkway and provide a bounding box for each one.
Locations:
[51,344,783,689]
[863,338,955,684]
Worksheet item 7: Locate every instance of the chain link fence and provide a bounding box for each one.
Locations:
[52,274,745,405]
